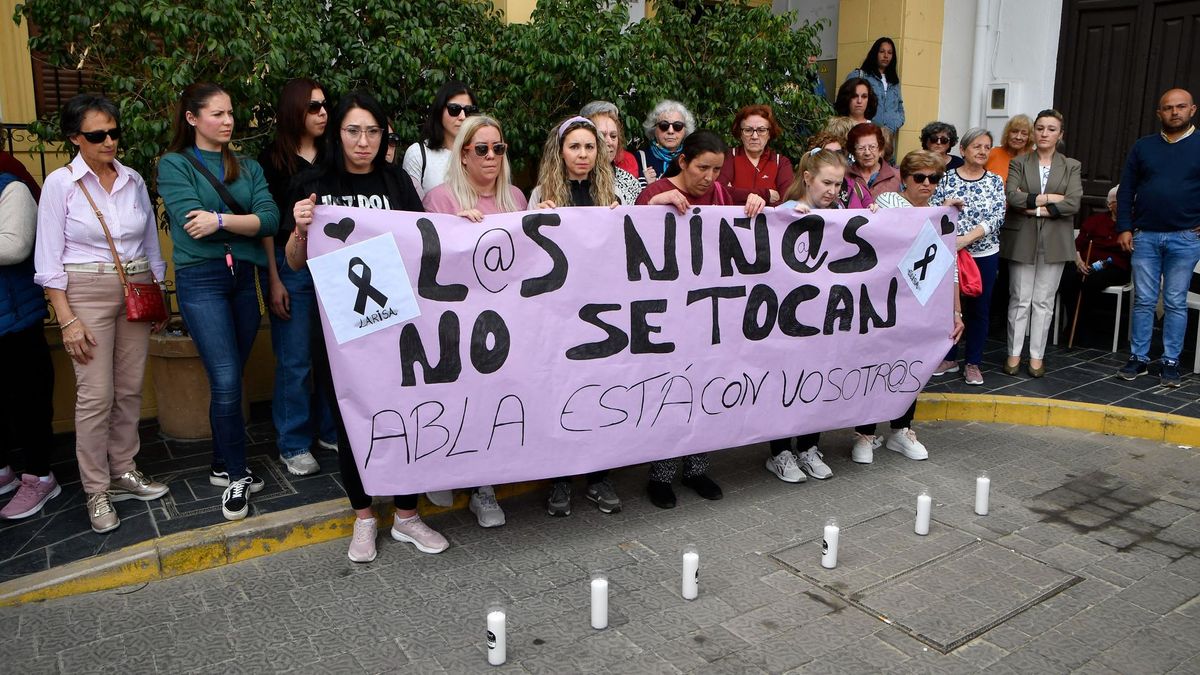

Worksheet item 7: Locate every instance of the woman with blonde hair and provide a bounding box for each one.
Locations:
[580,100,643,205]
[985,114,1033,184]
[531,116,616,209]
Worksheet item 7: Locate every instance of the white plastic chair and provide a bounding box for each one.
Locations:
[1188,260,1200,374]
[1052,280,1132,352]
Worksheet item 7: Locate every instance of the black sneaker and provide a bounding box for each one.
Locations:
[1161,360,1183,388]
[547,480,572,517]
[221,477,252,520]
[1117,356,1148,380]
[681,474,723,501]
[586,479,622,514]
[210,467,264,493]
[647,481,676,509]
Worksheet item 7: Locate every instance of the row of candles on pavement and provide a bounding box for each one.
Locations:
[485,472,992,665]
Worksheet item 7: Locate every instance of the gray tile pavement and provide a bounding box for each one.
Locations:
[2,420,1198,674]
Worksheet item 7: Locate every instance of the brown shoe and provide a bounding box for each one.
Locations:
[1027,363,1046,378]
[109,470,169,502]
[1002,361,1020,376]
[86,492,120,533]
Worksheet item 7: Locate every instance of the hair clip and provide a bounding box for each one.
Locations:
[809,147,822,156]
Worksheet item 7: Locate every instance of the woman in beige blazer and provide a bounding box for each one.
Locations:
[999,109,1082,377]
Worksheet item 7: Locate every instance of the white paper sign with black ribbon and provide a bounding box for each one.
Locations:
[308,233,420,345]
[897,219,952,306]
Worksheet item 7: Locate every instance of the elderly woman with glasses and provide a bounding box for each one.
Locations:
[847,123,900,198]
[717,104,793,207]
[921,121,963,170]
[635,99,695,187]
[580,100,643,205]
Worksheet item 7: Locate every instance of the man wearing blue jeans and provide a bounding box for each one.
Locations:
[1116,88,1200,387]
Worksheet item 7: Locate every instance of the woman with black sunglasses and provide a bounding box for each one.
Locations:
[636,100,695,187]
[421,114,526,528]
[286,90,447,562]
[921,121,963,170]
[403,80,479,198]
[34,93,170,532]
[256,78,335,479]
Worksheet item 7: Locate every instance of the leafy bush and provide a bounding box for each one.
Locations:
[15,0,829,187]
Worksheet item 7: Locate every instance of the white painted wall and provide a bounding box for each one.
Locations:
[773,0,840,60]
[938,0,1063,141]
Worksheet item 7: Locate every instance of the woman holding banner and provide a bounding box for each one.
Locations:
[422,114,526,528]
[531,116,624,517]
[636,130,763,508]
[287,90,448,562]
[716,104,794,207]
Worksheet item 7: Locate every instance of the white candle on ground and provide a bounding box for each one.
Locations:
[821,518,839,569]
[486,608,506,666]
[591,576,609,629]
[682,545,699,600]
[915,491,932,535]
[975,472,990,515]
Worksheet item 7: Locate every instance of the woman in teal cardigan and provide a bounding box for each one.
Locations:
[157,82,279,522]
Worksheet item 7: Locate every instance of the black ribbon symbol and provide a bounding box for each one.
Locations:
[347,257,388,315]
[914,244,938,281]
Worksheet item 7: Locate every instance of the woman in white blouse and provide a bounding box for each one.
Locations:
[34,94,170,534]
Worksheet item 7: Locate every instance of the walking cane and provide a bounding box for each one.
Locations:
[1067,240,1093,348]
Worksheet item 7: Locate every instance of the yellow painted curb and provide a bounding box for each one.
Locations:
[1,396,1195,606]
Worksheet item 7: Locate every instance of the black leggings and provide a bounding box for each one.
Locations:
[770,433,821,456]
[312,327,416,512]
[854,402,917,436]
[0,323,54,476]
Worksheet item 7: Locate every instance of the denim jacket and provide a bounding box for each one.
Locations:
[849,69,905,134]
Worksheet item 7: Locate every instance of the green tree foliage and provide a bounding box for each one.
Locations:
[15,0,829,186]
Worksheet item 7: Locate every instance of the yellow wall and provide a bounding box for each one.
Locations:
[837,0,943,155]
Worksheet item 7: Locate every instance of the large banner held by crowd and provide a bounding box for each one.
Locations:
[308,204,958,496]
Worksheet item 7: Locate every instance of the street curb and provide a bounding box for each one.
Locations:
[2,395,1197,606]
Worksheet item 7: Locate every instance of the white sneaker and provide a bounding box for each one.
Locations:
[851,434,881,464]
[469,486,506,528]
[391,514,449,554]
[426,490,455,507]
[348,516,377,563]
[765,451,806,483]
[886,428,929,460]
[317,439,338,451]
[796,447,833,479]
[280,451,320,476]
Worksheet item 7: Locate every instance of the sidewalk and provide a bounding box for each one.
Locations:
[2,420,1198,673]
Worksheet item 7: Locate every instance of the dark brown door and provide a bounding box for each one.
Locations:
[1057,0,1200,210]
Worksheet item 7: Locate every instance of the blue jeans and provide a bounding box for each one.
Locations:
[265,247,336,458]
[176,258,261,480]
[946,252,1000,365]
[1130,229,1200,363]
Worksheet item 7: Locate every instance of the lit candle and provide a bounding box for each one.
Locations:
[486,604,506,666]
[975,472,990,515]
[682,545,699,600]
[591,574,609,629]
[915,490,931,535]
[821,518,839,569]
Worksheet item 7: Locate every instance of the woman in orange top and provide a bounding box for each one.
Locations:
[985,114,1032,184]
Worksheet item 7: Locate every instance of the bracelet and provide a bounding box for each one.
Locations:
[292,230,307,242]
[954,311,963,317]
[60,317,79,330]
[216,211,224,230]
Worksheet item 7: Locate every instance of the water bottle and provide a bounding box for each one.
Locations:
[1089,257,1112,272]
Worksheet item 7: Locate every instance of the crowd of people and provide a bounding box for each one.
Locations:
[0,36,1195,566]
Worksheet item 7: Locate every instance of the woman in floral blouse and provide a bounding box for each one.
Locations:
[931,127,1006,386]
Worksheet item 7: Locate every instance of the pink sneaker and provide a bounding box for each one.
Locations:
[391,514,449,554]
[1,473,61,519]
[0,467,17,495]
[348,517,378,563]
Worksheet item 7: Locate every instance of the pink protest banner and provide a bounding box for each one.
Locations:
[308,205,958,496]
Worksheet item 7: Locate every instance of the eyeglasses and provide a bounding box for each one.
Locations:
[342,126,383,141]
[387,133,400,147]
[472,142,507,157]
[854,144,879,154]
[741,127,770,136]
[928,135,951,145]
[446,103,480,118]
[657,121,686,133]
[307,100,327,113]
[910,172,943,184]
[79,128,121,143]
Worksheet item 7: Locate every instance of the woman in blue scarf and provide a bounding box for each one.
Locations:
[634,99,694,188]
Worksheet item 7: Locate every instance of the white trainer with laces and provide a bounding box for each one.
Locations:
[469,485,506,528]
[796,447,833,479]
[887,428,929,460]
[766,451,806,483]
[851,433,882,464]
[348,516,377,563]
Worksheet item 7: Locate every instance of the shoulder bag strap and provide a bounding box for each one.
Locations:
[419,142,427,182]
[68,167,136,290]
[180,151,251,215]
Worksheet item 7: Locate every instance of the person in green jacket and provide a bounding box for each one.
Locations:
[157,82,279,522]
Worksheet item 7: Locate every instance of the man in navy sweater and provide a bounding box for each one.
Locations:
[1116,88,1200,387]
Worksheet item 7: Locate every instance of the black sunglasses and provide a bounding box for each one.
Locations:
[472,142,507,157]
[911,172,943,184]
[79,128,121,143]
[307,100,328,113]
[656,121,686,133]
[387,133,401,147]
[928,135,951,145]
[446,103,480,117]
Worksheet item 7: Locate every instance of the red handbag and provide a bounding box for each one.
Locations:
[957,248,983,297]
[73,175,168,323]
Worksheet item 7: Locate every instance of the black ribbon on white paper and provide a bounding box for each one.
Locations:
[347,256,388,315]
